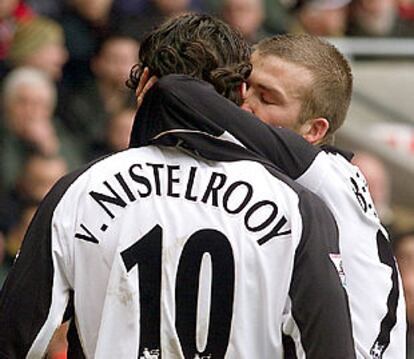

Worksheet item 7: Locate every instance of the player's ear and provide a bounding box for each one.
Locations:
[136,68,149,101]
[299,117,330,145]
[136,68,158,109]
[240,82,247,101]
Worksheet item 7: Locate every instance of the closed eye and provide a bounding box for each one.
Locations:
[260,93,275,105]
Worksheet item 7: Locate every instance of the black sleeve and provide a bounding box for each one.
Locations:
[129,74,320,179]
[286,190,355,358]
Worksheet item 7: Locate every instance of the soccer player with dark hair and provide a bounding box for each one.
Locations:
[0,15,355,358]
[126,12,252,106]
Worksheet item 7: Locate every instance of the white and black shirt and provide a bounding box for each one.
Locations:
[0,77,355,358]
[143,75,407,359]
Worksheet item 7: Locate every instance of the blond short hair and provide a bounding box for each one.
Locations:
[255,34,353,144]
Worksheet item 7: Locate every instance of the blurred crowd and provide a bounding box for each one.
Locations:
[1,0,414,357]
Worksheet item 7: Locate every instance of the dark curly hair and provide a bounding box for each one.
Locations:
[127,13,252,105]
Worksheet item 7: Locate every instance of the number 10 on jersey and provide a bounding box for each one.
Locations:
[121,225,235,358]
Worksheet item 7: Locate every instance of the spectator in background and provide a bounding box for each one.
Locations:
[6,16,68,81]
[0,154,67,256]
[0,0,34,76]
[25,0,64,18]
[59,0,121,87]
[0,154,67,292]
[113,0,150,15]
[113,0,204,16]
[261,0,290,34]
[290,0,350,36]
[119,0,192,41]
[89,106,135,160]
[4,203,37,265]
[207,0,289,35]
[60,35,137,158]
[220,0,271,44]
[347,0,398,37]
[399,0,414,17]
[151,0,192,16]
[347,0,414,37]
[393,230,414,358]
[17,154,68,208]
[396,0,414,35]
[0,67,82,192]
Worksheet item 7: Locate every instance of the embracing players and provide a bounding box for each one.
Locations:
[136,34,406,358]
[0,14,355,358]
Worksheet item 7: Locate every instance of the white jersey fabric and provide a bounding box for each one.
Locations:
[62,147,305,358]
[297,151,406,359]
[0,146,355,358]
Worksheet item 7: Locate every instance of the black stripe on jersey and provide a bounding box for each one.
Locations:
[67,319,86,359]
[282,334,298,359]
[130,74,321,180]
[0,157,108,358]
[370,230,400,357]
[289,190,356,359]
[64,291,86,359]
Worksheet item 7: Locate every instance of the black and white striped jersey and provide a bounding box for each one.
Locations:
[0,80,356,358]
[147,75,407,359]
[296,149,406,359]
